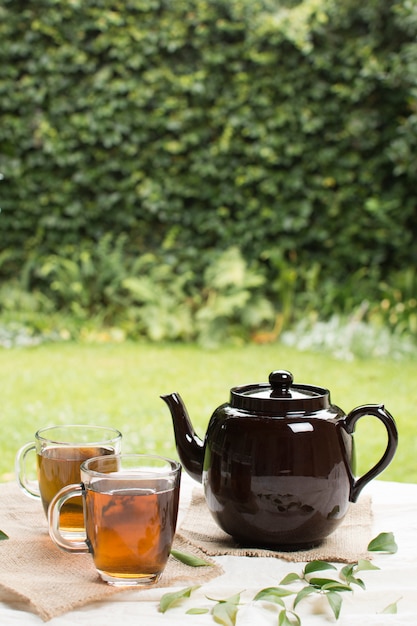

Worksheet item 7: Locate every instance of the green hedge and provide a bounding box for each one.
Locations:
[0,0,416,334]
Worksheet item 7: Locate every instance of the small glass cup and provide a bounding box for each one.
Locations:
[48,454,182,586]
[15,425,122,535]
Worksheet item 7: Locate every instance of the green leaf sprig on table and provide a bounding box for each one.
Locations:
[0,530,8,540]
[160,589,242,626]
[160,532,399,624]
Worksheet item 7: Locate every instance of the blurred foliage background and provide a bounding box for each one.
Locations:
[0,0,417,357]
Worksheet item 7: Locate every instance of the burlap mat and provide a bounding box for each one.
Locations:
[177,489,373,564]
[0,482,223,621]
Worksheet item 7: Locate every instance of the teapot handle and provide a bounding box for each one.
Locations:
[342,404,398,502]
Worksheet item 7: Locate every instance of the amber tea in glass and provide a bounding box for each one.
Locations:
[16,425,122,533]
[48,454,181,586]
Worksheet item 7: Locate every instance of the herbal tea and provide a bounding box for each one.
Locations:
[37,446,115,530]
[85,483,179,582]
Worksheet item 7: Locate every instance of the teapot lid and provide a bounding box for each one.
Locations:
[230,370,330,414]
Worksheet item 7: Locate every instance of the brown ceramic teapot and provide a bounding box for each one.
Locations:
[161,370,398,549]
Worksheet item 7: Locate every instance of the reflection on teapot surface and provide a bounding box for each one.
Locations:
[162,369,398,549]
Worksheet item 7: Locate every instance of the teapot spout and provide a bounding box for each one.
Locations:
[160,393,204,483]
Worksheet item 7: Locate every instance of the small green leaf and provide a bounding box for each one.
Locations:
[253,587,293,605]
[170,549,212,567]
[186,608,209,615]
[159,586,200,613]
[278,608,301,625]
[207,593,241,606]
[355,559,380,572]
[304,560,337,576]
[381,598,401,614]
[212,600,238,626]
[367,532,398,554]
[280,572,301,585]
[224,592,241,606]
[307,577,351,591]
[293,585,317,608]
[0,530,8,540]
[341,560,378,588]
[326,591,343,619]
[315,580,352,593]
[343,574,366,590]
[340,564,354,579]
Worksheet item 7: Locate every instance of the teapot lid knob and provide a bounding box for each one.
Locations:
[269,370,293,397]
[230,369,329,413]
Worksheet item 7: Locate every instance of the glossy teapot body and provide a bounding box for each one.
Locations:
[204,403,353,548]
[161,370,398,549]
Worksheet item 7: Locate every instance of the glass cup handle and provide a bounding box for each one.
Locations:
[48,484,89,553]
[15,443,40,498]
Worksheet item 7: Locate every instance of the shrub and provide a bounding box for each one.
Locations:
[0,0,416,346]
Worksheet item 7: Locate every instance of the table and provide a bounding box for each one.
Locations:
[0,475,416,624]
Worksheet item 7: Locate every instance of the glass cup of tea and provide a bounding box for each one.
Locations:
[15,425,122,535]
[48,454,181,586]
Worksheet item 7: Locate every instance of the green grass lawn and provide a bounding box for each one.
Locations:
[2,341,415,484]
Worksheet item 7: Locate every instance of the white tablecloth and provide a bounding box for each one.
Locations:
[0,476,416,624]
